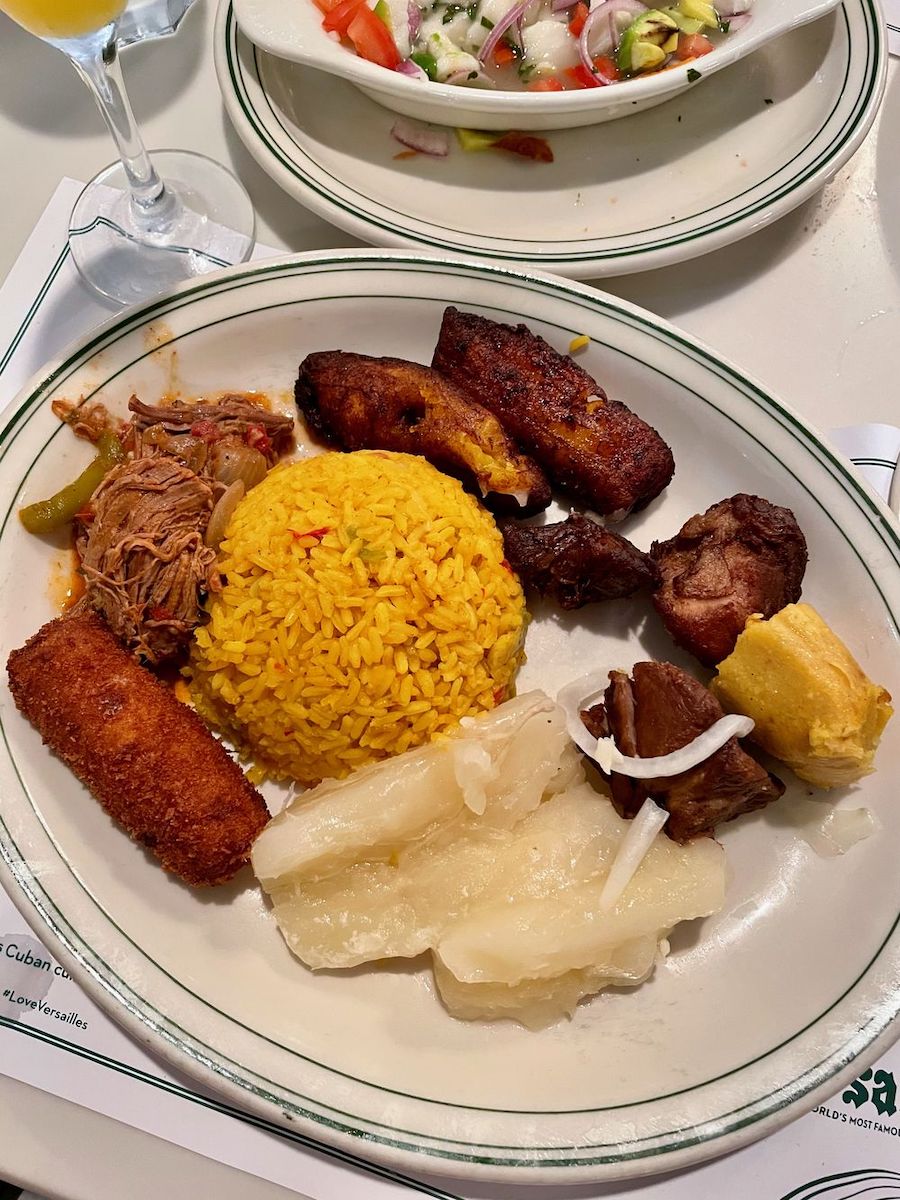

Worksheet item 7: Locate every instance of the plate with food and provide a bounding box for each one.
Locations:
[216,0,884,277]
[0,250,897,1186]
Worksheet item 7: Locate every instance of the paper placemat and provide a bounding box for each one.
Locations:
[885,0,900,56]
[1,179,899,1200]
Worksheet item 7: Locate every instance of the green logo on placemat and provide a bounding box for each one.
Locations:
[843,1069,898,1118]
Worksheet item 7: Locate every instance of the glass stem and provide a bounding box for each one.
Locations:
[68,36,178,231]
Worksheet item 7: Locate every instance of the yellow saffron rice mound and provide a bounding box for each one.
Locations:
[189,451,527,785]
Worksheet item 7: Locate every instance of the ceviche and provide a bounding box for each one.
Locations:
[312,0,753,90]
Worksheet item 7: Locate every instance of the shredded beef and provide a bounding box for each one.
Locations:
[76,457,220,664]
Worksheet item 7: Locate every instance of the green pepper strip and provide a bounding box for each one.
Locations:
[19,430,126,535]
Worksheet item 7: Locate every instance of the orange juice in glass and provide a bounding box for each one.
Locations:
[0,0,254,304]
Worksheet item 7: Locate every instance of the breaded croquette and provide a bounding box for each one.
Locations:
[6,611,269,886]
[295,351,551,516]
[432,307,675,519]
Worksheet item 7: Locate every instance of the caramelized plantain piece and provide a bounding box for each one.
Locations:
[295,351,551,516]
[432,307,674,519]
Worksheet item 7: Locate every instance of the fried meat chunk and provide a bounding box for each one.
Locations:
[431,307,674,518]
[582,661,784,842]
[6,611,269,886]
[295,351,551,516]
[500,513,658,609]
[650,494,808,667]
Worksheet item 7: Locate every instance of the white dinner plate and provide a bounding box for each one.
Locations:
[1,251,899,1187]
[215,0,885,277]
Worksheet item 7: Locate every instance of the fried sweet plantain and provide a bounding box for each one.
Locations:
[431,307,674,519]
[295,351,551,516]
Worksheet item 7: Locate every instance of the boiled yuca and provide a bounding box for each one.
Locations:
[252,693,726,1027]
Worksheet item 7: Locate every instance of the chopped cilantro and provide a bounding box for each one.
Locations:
[763,96,774,105]
[480,14,493,26]
[686,67,702,82]
[718,18,729,31]
[466,2,477,17]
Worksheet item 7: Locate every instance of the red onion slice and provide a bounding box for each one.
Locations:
[578,0,647,74]
[390,117,450,155]
[407,0,421,41]
[395,58,427,77]
[551,0,579,11]
[722,11,751,30]
[478,0,533,62]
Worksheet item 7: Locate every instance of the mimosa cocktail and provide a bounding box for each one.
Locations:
[0,0,254,304]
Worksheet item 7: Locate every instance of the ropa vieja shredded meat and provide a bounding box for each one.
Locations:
[76,457,221,664]
[70,393,295,664]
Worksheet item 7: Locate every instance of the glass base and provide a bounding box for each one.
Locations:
[69,150,255,307]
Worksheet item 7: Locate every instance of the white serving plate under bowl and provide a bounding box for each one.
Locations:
[233,0,844,130]
[1,252,899,1186]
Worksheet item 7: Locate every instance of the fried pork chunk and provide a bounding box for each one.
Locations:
[431,307,674,518]
[582,662,784,843]
[6,611,269,886]
[500,513,658,609]
[295,352,551,516]
[650,494,808,667]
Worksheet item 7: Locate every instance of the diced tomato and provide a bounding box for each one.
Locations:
[321,0,364,35]
[675,32,713,59]
[565,54,619,88]
[528,76,564,91]
[245,424,272,456]
[313,0,347,13]
[568,1,589,37]
[494,131,554,162]
[493,42,517,66]
[591,54,620,83]
[190,419,222,442]
[289,526,330,542]
[347,4,401,67]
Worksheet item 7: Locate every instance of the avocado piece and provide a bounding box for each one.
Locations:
[455,128,501,151]
[677,0,718,28]
[411,49,438,78]
[616,9,679,74]
[661,6,704,33]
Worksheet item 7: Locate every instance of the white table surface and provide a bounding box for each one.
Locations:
[1,1,899,1195]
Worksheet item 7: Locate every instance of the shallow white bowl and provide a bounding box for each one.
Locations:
[233,0,845,129]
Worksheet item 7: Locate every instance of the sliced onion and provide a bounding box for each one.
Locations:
[205,480,245,551]
[395,58,427,78]
[579,0,646,72]
[407,0,421,39]
[599,798,669,911]
[556,669,755,779]
[722,11,751,30]
[478,0,533,62]
[716,0,751,14]
[390,117,450,156]
[551,0,579,10]
[211,442,267,490]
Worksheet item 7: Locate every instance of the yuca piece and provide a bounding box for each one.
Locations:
[252,692,725,1028]
[431,307,675,518]
[712,604,893,788]
[6,611,269,886]
[295,351,551,516]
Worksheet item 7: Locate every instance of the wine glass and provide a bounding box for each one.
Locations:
[0,0,255,306]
